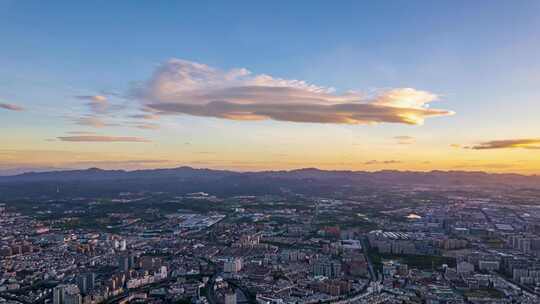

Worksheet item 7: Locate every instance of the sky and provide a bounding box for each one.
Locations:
[1,1,540,174]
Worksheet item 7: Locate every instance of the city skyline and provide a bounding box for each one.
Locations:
[2,1,540,174]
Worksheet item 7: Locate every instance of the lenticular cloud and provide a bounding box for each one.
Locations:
[134,59,454,125]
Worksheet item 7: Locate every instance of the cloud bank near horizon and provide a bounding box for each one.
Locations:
[469,139,540,150]
[134,59,454,125]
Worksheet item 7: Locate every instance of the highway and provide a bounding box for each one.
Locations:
[360,236,379,282]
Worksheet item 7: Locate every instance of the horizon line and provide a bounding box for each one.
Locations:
[2,165,539,178]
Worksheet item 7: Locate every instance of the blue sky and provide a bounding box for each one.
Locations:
[1,1,540,173]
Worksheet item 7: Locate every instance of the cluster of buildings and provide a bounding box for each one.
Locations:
[2,188,540,304]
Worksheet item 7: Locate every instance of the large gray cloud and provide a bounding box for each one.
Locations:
[134,59,455,125]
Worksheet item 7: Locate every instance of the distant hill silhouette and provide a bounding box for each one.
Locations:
[0,166,539,199]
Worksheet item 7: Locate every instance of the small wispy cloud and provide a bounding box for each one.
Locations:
[468,139,540,150]
[76,95,108,102]
[0,102,25,111]
[129,113,160,120]
[363,160,402,165]
[76,95,109,113]
[393,135,415,145]
[74,116,118,128]
[135,123,160,130]
[57,135,150,142]
[193,151,215,155]
[67,131,98,135]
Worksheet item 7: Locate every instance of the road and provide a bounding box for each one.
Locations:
[360,236,379,282]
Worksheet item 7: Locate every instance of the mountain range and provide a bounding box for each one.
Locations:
[0,167,539,199]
